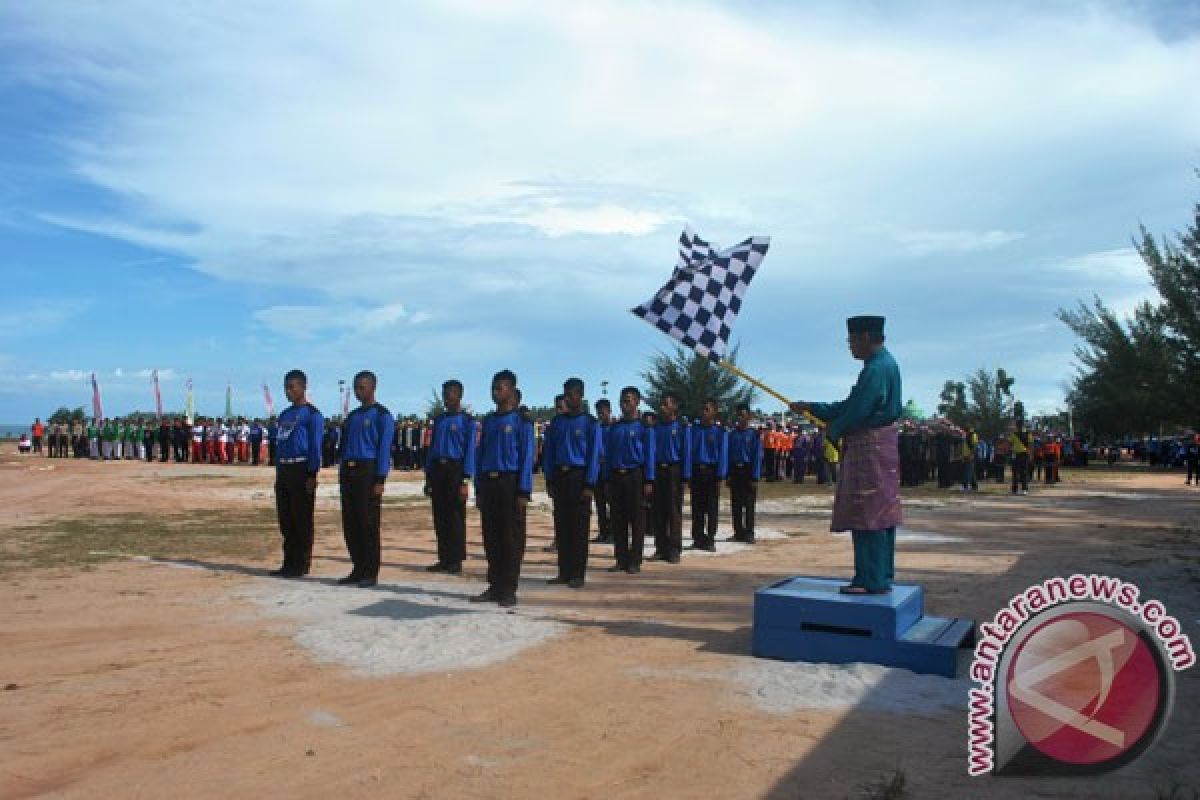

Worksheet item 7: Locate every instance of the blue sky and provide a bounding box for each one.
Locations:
[2,0,1198,422]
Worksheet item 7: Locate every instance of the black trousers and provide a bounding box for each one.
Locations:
[250,437,262,466]
[764,449,778,481]
[652,463,684,557]
[609,468,646,568]
[690,464,720,547]
[729,464,756,541]
[429,458,467,567]
[551,466,589,581]
[593,478,610,539]
[478,472,524,596]
[144,436,156,462]
[275,463,316,573]
[1011,453,1029,493]
[340,463,382,580]
[1188,457,1199,483]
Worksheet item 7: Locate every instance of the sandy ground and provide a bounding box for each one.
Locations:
[0,453,1197,799]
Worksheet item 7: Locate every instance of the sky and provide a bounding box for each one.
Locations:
[2,0,1199,422]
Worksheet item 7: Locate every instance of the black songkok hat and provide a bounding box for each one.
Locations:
[847,315,885,335]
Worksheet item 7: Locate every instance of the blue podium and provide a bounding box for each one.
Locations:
[752,576,975,678]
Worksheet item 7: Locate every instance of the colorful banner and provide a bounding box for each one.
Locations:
[152,369,163,418]
[91,372,103,420]
[225,382,233,419]
[263,382,275,416]
[185,377,194,423]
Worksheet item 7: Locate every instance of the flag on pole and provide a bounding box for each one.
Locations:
[225,382,233,419]
[262,382,275,416]
[632,227,770,363]
[91,372,104,420]
[630,226,837,458]
[342,385,350,416]
[185,378,194,423]
[152,369,163,419]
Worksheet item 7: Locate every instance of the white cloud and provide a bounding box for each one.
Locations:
[892,228,1024,256]
[254,302,425,337]
[1053,247,1147,281]
[49,369,88,382]
[9,0,1198,303]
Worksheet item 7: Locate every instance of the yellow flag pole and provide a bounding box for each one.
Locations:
[715,358,823,428]
[716,358,839,462]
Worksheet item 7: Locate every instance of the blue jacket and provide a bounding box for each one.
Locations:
[604,417,656,482]
[341,403,395,482]
[654,418,690,472]
[476,409,535,497]
[276,403,324,474]
[543,412,603,488]
[689,423,729,480]
[728,426,763,481]
[426,411,478,480]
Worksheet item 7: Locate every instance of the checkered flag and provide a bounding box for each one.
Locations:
[632,227,770,362]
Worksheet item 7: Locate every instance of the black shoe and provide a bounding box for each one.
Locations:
[547,576,570,585]
[541,544,557,552]
[625,565,640,575]
[357,578,378,588]
[337,574,362,585]
[268,567,292,577]
[607,564,627,572]
[470,588,498,603]
[425,562,447,572]
[590,535,612,544]
[443,563,462,575]
[567,578,585,589]
[497,594,518,608]
[701,544,717,552]
[647,552,667,561]
[666,553,681,564]
[743,537,755,545]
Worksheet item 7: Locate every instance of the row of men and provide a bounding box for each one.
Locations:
[268,369,774,608]
[897,423,1079,493]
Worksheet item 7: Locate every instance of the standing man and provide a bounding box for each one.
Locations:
[31,418,44,455]
[792,315,903,595]
[272,370,324,578]
[651,391,689,564]
[543,378,603,589]
[424,379,478,575]
[249,419,264,466]
[338,371,395,588]
[472,370,534,607]
[1009,420,1032,495]
[727,403,763,543]
[590,398,614,545]
[688,398,728,552]
[603,387,655,575]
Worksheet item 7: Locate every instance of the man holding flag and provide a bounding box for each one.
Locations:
[791,316,903,595]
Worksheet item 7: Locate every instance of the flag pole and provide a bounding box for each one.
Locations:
[716,358,825,428]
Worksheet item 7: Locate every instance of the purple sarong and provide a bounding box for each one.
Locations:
[830,424,903,532]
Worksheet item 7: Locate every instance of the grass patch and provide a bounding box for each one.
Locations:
[0,509,279,575]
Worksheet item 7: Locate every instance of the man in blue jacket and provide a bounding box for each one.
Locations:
[424,379,478,575]
[472,370,535,608]
[272,369,324,578]
[543,377,603,588]
[338,370,395,588]
[727,403,763,543]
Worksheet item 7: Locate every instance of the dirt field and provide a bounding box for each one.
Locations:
[1,452,1197,799]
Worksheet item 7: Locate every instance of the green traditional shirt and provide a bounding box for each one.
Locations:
[808,346,903,442]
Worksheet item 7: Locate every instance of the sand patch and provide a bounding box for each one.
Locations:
[234,577,567,676]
